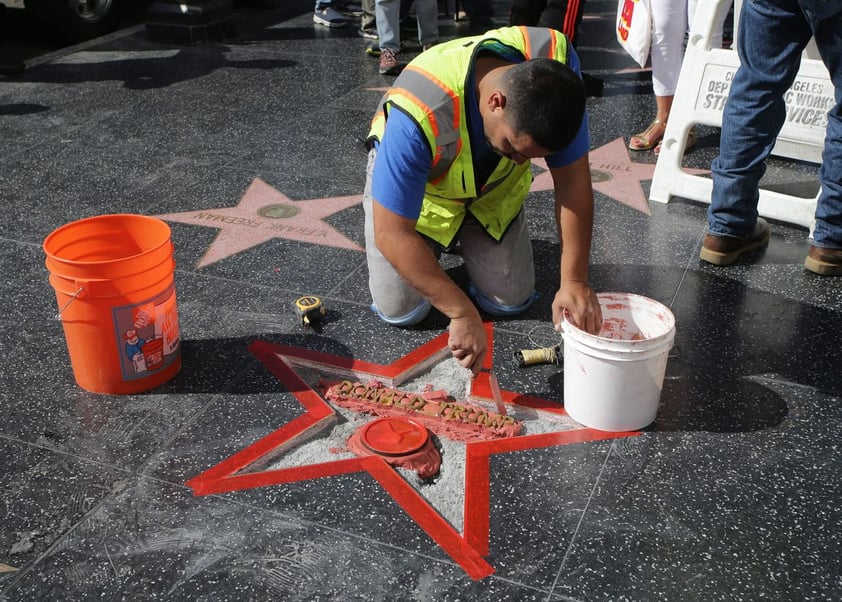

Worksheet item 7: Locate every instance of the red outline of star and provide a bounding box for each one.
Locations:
[156,177,363,268]
[186,324,638,580]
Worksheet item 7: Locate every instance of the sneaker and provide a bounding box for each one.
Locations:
[804,245,842,276]
[699,218,771,266]
[313,7,348,27]
[379,48,400,75]
[358,28,378,40]
[365,45,381,58]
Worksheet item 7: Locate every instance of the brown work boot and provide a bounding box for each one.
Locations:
[699,218,771,266]
[804,245,842,276]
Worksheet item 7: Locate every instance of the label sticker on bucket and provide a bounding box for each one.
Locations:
[113,285,180,381]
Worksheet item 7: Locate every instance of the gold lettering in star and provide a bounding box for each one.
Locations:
[595,163,632,172]
[262,223,328,237]
[194,212,263,227]
[258,204,301,219]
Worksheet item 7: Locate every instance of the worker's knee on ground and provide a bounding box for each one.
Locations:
[469,283,537,316]
[370,299,431,326]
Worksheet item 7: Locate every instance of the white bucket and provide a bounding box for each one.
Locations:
[561,292,675,432]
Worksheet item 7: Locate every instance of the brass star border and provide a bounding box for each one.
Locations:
[186,324,639,580]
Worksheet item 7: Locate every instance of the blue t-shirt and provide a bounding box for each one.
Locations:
[372,45,590,220]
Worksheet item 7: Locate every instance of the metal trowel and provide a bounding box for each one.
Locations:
[478,367,507,416]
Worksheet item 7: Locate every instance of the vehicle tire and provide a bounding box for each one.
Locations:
[24,0,124,43]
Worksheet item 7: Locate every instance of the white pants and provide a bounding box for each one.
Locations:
[649,0,688,97]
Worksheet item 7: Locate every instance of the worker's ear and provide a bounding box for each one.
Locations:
[487,90,507,112]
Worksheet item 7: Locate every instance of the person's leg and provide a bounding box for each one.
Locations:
[459,212,536,315]
[415,0,439,47]
[649,0,687,99]
[360,0,378,37]
[542,0,585,43]
[629,0,685,150]
[541,0,601,95]
[460,0,495,33]
[375,0,401,51]
[375,0,402,73]
[363,149,432,325]
[807,7,842,253]
[707,0,812,239]
[508,0,546,26]
[563,0,587,44]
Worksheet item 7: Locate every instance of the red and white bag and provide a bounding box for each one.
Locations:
[616,0,652,68]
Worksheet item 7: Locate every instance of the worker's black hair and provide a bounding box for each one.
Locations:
[500,58,587,152]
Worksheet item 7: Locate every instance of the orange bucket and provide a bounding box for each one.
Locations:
[43,214,182,394]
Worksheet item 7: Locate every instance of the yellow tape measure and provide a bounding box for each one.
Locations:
[294,295,326,326]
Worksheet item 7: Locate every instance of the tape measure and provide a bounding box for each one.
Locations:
[294,295,326,326]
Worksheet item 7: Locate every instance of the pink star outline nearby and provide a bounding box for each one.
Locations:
[156,177,363,268]
[531,137,709,214]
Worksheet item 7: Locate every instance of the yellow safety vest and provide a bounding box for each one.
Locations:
[368,26,570,247]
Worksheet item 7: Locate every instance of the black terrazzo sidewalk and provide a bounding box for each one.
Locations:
[2,1,841,600]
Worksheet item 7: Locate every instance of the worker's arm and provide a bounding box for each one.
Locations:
[548,152,602,334]
[372,200,487,373]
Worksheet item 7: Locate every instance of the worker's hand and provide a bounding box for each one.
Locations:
[552,281,602,335]
[447,312,487,375]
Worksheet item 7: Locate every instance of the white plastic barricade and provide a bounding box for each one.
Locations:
[649,0,832,233]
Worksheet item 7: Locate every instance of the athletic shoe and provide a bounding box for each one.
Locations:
[365,45,381,58]
[699,218,771,266]
[379,48,400,75]
[313,7,348,27]
[358,28,378,40]
[804,245,842,276]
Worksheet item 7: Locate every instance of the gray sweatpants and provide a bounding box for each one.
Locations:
[363,148,536,321]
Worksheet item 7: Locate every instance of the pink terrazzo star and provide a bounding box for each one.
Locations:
[156,177,363,268]
[531,137,708,215]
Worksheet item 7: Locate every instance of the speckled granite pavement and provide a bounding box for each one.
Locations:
[2,1,841,600]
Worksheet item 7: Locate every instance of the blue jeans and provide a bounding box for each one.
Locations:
[375,0,438,51]
[708,0,842,248]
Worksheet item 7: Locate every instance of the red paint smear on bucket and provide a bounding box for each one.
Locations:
[599,317,646,340]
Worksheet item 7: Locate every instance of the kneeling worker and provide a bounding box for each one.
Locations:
[363,26,603,374]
